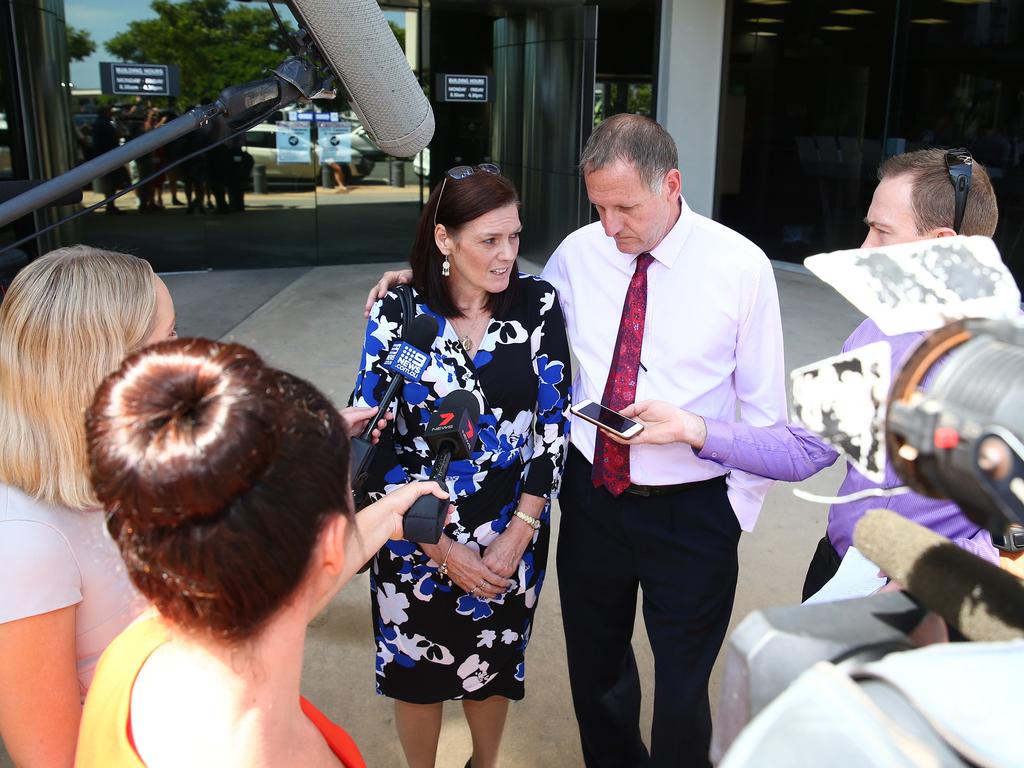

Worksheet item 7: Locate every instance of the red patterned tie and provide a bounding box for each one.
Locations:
[592,252,653,496]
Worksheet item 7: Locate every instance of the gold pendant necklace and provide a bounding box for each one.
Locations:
[452,313,486,355]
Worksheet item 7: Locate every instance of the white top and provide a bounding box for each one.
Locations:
[0,483,143,698]
[542,197,787,530]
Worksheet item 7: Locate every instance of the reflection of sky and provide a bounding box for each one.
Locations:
[67,1,407,90]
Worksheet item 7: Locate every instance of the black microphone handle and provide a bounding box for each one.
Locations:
[403,445,454,544]
[349,435,375,491]
[361,373,404,442]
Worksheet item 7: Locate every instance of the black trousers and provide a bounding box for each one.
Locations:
[801,534,842,602]
[556,446,741,768]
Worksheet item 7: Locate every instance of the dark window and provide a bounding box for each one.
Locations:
[716,0,1024,285]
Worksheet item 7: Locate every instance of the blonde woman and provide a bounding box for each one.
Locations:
[0,246,176,765]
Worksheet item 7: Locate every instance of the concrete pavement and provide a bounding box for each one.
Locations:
[0,260,865,768]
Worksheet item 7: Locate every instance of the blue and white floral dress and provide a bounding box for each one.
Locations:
[353,273,571,703]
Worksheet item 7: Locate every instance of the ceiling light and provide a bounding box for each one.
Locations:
[820,25,855,31]
[943,0,992,4]
[833,8,875,15]
[746,0,790,6]
[749,30,779,36]
[911,17,951,24]
[747,17,783,23]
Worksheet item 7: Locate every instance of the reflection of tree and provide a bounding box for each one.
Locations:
[389,21,405,52]
[67,25,96,62]
[105,0,294,106]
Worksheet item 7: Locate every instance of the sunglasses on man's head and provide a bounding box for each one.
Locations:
[433,163,502,228]
[945,148,972,235]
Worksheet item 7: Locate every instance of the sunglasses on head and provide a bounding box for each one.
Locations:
[433,163,501,228]
[944,148,972,235]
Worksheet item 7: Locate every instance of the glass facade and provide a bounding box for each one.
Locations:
[716,0,1024,284]
[3,0,665,272]
[55,1,425,272]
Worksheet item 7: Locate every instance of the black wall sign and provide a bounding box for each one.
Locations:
[99,63,181,98]
[437,74,491,103]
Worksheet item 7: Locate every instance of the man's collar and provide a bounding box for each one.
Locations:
[645,196,692,269]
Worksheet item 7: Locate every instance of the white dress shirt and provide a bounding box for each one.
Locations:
[541,197,787,530]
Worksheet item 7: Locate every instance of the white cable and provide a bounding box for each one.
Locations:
[793,485,913,505]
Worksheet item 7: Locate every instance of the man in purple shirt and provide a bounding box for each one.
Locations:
[619,148,1001,600]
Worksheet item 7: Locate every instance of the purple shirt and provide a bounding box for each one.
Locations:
[698,318,998,565]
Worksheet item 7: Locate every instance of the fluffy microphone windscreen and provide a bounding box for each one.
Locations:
[287,0,434,157]
[854,509,1024,642]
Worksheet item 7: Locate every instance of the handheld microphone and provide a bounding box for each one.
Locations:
[287,0,435,157]
[350,313,438,492]
[403,389,481,543]
[854,508,1024,642]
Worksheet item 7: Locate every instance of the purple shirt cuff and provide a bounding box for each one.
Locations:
[698,418,735,464]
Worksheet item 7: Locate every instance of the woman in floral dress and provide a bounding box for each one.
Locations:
[353,166,571,768]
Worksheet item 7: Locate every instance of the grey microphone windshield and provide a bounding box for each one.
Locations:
[287,0,434,157]
[854,509,1024,642]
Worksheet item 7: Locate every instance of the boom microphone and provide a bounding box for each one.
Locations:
[853,509,1024,642]
[350,312,438,491]
[403,389,481,543]
[287,0,434,157]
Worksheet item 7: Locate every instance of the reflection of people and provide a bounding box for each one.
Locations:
[363,115,786,768]
[618,148,1001,600]
[92,107,128,214]
[353,166,571,768]
[228,136,255,211]
[76,338,447,767]
[0,247,176,766]
[327,161,350,193]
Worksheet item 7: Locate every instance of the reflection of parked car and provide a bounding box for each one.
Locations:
[244,122,375,184]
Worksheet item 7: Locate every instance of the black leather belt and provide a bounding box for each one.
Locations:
[623,474,726,497]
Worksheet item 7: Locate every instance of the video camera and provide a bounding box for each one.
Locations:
[713,236,1024,767]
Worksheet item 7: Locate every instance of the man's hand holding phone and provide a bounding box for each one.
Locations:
[592,399,708,448]
[571,400,645,439]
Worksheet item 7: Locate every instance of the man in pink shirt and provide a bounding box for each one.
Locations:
[542,115,787,768]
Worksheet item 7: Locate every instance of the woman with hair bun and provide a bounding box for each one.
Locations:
[76,338,446,768]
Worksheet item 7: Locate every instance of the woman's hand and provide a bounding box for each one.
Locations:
[376,482,451,540]
[482,519,535,579]
[340,405,392,442]
[605,400,707,448]
[364,269,414,317]
[423,537,511,600]
[445,543,513,600]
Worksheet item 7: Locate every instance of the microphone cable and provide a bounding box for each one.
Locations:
[793,485,913,505]
[1,102,283,257]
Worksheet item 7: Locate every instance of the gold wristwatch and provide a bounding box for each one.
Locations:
[513,508,541,530]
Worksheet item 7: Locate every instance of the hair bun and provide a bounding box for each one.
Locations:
[87,338,280,531]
